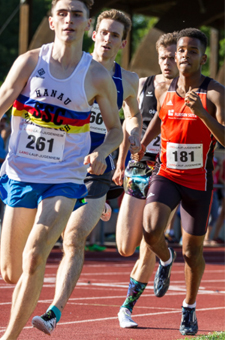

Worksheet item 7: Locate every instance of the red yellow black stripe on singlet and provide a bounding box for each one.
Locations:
[12,94,90,134]
[157,77,216,191]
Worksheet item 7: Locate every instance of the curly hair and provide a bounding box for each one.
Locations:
[177,28,208,52]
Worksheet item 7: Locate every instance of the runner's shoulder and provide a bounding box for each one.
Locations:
[89,59,114,88]
[207,77,225,104]
[121,68,139,98]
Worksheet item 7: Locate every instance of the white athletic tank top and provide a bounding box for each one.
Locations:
[1,43,92,184]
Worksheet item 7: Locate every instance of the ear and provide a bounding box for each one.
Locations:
[92,30,96,42]
[49,16,55,31]
[85,18,92,32]
[121,40,127,49]
[200,53,207,65]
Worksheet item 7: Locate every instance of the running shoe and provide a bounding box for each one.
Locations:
[154,248,176,297]
[118,307,138,328]
[100,202,112,222]
[32,310,56,335]
[179,307,198,335]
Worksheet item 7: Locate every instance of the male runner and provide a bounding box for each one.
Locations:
[113,32,178,328]
[141,28,225,335]
[31,9,142,335]
[0,1,123,339]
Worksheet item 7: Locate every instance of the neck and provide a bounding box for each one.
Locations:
[92,50,115,75]
[52,39,83,68]
[178,72,204,92]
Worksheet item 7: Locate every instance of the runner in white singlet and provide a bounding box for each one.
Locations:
[0,2,123,339]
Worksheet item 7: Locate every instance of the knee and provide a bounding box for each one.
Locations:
[23,248,46,275]
[117,245,135,257]
[143,227,161,247]
[1,268,20,284]
[63,232,86,256]
[183,246,204,268]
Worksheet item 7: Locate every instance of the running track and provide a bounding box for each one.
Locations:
[0,246,224,340]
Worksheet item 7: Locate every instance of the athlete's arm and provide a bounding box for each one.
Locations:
[113,75,145,185]
[113,120,130,185]
[185,80,225,147]
[122,70,142,154]
[0,50,39,118]
[84,61,123,175]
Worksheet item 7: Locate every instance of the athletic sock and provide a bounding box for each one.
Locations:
[183,299,196,309]
[47,305,61,323]
[160,248,172,266]
[121,277,147,313]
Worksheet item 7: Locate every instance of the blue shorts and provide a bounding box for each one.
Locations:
[0,174,87,211]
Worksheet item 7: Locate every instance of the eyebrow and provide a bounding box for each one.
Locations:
[101,29,121,35]
[56,8,84,14]
[178,44,199,49]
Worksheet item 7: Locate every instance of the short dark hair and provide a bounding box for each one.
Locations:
[51,0,94,16]
[95,9,132,40]
[177,28,208,53]
[156,31,178,52]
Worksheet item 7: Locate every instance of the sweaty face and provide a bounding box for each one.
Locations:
[176,37,206,74]
[92,18,125,59]
[158,44,178,79]
[49,0,90,43]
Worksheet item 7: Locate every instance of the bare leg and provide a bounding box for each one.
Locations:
[131,237,156,283]
[182,229,205,304]
[0,205,36,284]
[51,196,106,313]
[116,194,145,256]
[143,201,172,261]
[1,196,75,340]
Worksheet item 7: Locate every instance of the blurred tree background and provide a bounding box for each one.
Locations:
[0,0,224,85]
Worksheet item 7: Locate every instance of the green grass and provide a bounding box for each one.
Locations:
[178,331,225,340]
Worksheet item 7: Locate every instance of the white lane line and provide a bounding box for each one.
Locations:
[0,307,224,333]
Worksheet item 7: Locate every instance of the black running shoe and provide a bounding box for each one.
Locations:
[179,307,198,335]
[154,248,176,297]
[32,310,56,335]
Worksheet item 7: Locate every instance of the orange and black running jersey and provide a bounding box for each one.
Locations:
[156,76,216,191]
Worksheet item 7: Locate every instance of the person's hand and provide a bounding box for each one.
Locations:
[112,165,125,186]
[84,152,107,175]
[129,133,141,154]
[131,144,146,161]
[185,87,204,117]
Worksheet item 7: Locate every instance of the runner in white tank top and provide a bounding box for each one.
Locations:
[0,1,123,339]
[31,9,142,337]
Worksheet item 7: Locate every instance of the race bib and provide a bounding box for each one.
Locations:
[146,134,161,154]
[17,124,66,163]
[166,142,203,169]
[90,103,106,135]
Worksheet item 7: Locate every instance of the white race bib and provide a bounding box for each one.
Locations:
[90,103,106,135]
[146,134,161,154]
[17,124,66,163]
[166,142,203,169]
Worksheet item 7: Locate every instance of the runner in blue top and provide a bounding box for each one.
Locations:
[32,9,142,336]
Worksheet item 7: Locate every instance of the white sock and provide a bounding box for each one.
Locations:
[160,248,172,266]
[183,299,196,309]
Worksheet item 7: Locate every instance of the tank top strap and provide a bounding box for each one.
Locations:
[142,75,155,94]
[198,76,212,93]
[168,77,178,92]
[112,62,123,109]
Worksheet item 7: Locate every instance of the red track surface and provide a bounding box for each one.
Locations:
[1,246,225,340]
